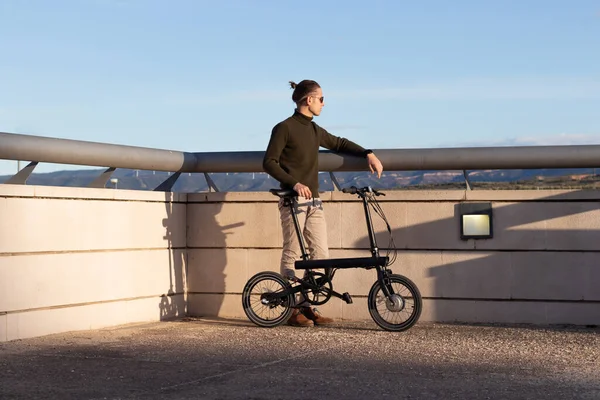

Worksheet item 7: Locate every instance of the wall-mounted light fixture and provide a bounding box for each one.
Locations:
[459,202,493,240]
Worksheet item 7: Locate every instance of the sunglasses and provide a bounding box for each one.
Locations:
[311,95,324,103]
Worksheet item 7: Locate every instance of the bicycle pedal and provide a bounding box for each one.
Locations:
[342,292,353,304]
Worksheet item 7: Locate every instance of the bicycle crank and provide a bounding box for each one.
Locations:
[301,272,333,306]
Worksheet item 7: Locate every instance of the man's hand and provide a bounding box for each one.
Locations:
[367,153,384,178]
[293,182,312,199]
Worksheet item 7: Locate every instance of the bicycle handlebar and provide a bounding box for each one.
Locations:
[341,186,385,196]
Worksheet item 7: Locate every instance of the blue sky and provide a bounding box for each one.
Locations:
[1,0,599,175]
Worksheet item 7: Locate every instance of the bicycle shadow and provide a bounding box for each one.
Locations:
[159,193,186,320]
[351,189,600,325]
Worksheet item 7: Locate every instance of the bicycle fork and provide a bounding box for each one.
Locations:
[377,267,396,298]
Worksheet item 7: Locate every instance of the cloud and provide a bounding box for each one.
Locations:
[329,77,600,101]
[160,90,288,107]
[91,0,131,6]
[323,124,367,131]
[160,76,600,106]
[443,133,600,148]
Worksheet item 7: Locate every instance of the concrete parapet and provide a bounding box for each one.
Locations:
[0,185,187,341]
[2,185,599,341]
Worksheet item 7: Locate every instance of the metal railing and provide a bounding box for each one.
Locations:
[2,131,600,191]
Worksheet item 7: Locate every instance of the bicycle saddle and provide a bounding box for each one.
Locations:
[269,188,297,198]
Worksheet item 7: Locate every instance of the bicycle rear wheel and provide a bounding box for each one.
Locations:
[242,271,293,328]
[368,274,422,332]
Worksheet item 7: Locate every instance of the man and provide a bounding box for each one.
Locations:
[263,79,384,327]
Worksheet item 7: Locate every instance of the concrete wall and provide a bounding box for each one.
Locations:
[187,190,600,326]
[2,185,599,342]
[0,185,187,341]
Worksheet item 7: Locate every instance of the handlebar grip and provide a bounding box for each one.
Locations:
[342,186,386,196]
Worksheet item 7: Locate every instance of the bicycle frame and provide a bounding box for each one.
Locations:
[270,188,395,305]
[285,190,382,261]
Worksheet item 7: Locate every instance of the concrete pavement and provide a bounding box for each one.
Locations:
[1,317,598,399]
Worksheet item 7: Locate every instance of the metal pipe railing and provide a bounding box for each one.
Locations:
[2,131,600,191]
[0,132,196,172]
[3,131,600,172]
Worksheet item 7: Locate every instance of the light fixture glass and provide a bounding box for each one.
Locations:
[462,215,490,237]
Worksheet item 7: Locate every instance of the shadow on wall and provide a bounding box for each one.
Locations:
[352,190,600,324]
[159,194,186,321]
[184,195,245,318]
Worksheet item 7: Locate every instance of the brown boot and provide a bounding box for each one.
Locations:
[302,307,334,325]
[287,309,314,327]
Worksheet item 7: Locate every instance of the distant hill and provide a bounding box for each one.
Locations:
[2,167,600,191]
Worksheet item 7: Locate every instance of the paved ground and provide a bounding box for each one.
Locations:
[0,317,599,400]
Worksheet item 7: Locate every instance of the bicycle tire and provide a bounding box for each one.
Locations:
[368,274,422,332]
[242,271,293,328]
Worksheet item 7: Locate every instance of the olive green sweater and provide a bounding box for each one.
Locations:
[263,110,368,196]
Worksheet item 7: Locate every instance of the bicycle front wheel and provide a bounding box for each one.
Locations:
[242,271,293,328]
[368,274,422,332]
